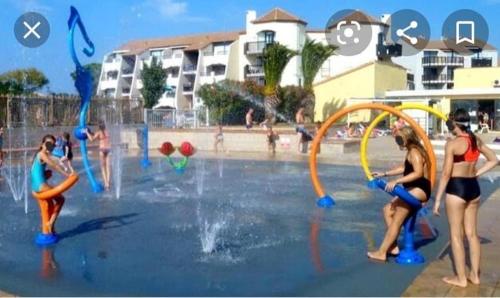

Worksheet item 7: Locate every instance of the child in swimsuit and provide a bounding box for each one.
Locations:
[31,135,70,234]
[267,126,279,155]
[60,132,74,173]
[86,121,112,190]
[214,124,224,153]
[368,126,431,262]
[433,109,498,287]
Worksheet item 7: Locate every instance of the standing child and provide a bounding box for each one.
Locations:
[214,124,225,153]
[267,126,279,155]
[61,132,74,173]
[85,121,112,190]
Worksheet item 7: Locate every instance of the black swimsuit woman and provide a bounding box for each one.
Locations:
[368,126,431,261]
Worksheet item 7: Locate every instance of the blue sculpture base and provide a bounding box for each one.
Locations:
[92,182,105,193]
[141,159,152,169]
[317,195,335,208]
[396,248,425,265]
[35,233,58,246]
[174,167,186,175]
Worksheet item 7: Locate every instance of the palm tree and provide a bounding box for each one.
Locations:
[301,39,336,119]
[301,38,336,91]
[263,43,297,122]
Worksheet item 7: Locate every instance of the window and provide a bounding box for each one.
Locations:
[264,31,275,44]
[423,51,437,57]
[150,50,163,64]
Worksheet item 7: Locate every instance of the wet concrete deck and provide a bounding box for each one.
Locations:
[403,187,500,297]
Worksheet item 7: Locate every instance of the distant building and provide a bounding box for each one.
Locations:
[97,8,393,109]
[394,40,497,90]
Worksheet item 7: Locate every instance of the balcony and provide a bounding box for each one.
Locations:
[183,84,194,93]
[422,56,464,67]
[244,65,264,77]
[122,88,131,95]
[244,41,269,55]
[422,74,454,84]
[122,67,134,75]
[471,57,493,67]
[183,64,197,73]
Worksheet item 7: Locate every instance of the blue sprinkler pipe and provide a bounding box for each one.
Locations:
[140,124,151,168]
[68,6,103,193]
[368,178,425,264]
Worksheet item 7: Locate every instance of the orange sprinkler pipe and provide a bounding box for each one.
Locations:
[309,103,435,204]
[32,174,79,201]
[32,174,79,236]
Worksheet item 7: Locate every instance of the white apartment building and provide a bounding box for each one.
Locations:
[97,8,394,109]
[97,7,498,109]
[394,41,498,90]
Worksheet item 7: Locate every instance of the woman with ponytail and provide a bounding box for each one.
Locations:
[31,135,70,234]
[434,108,498,287]
[368,126,431,261]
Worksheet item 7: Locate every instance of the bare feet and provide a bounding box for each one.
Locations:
[367,251,387,262]
[442,276,467,287]
[389,244,400,256]
[468,273,480,285]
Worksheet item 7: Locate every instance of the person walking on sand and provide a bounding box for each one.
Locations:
[245,108,254,130]
[85,121,112,190]
[433,109,498,287]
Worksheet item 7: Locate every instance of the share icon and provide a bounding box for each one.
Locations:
[396,21,418,45]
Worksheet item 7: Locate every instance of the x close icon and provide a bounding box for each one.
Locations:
[14,12,50,48]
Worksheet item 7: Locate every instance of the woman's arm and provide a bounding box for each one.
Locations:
[475,137,499,177]
[384,165,405,177]
[39,151,69,177]
[433,141,455,216]
[85,130,98,141]
[393,149,424,184]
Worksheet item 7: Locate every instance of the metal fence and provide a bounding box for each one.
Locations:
[0,96,144,128]
[144,108,209,129]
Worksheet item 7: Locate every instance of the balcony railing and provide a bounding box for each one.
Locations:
[122,67,134,75]
[183,85,194,92]
[244,41,269,55]
[422,56,464,66]
[244,65,264,77]
[422,74,454,83]
[471,57,493,67]
[183,64,197,72]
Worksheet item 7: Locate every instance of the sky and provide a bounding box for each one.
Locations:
[0,0,499,93]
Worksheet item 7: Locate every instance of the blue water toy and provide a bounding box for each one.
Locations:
[368,178,425,264]
[140,125,151,168]
[68,6,103,192]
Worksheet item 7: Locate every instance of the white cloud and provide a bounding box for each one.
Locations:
[149,0,187,18]
[134,0,210,23]
[7,0,53,13]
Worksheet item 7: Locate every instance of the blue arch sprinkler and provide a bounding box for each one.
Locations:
[68,6,103,193]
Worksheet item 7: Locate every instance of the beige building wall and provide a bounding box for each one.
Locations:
[313,61,407,122]
[454,67,500,88]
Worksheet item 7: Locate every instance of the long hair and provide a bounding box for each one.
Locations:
[398,126,430,172]
[33,134,56,162]
[453,108,478,151]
